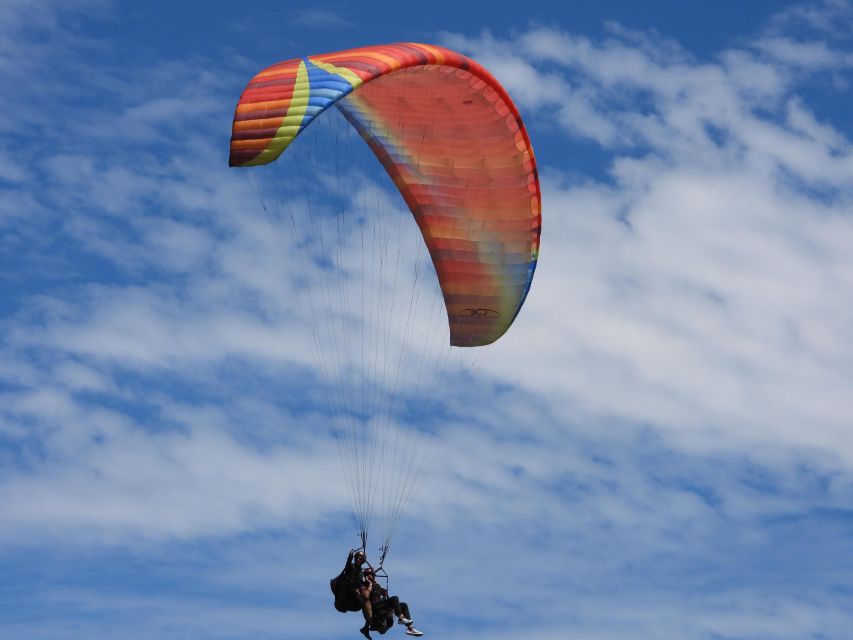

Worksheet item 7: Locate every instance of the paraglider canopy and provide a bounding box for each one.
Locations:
[229,43,541,348]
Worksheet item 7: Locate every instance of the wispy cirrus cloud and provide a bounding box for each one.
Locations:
[290,7,353,29]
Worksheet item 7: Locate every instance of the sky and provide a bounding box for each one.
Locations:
[2,1,853,639]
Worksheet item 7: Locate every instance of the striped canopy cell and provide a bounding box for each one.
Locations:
[229,43,541,347]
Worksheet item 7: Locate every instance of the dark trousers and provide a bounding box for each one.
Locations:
[375,596,411,621]
[377,596,412,619]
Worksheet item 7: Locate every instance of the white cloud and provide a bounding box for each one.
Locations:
[756,36,851,69]
[291,8,353,28]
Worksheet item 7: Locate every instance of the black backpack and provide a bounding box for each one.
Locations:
[330,571,362,613]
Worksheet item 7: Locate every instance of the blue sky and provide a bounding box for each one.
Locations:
[2,1,853,639]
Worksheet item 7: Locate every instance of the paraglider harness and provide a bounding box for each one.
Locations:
[330,536,390,615]
[364,564,397,635]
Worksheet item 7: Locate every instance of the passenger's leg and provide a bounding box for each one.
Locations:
[385,595,403,618]
[357,589,373,628]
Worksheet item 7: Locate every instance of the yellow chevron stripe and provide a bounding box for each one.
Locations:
[242,60,310,166]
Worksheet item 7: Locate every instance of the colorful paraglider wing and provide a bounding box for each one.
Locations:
[230,43,541,347]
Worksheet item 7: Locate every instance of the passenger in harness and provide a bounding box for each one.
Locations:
[362,567,423,637]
